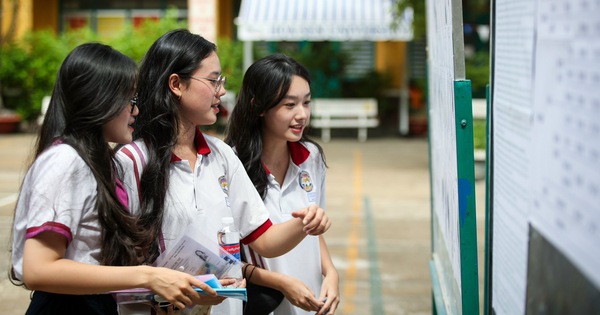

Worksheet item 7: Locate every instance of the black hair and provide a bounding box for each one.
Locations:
[12,42,142,286]
[134,29,217,262]
[224,53,326,198]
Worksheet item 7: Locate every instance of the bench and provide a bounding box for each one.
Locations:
[310,98,379,142]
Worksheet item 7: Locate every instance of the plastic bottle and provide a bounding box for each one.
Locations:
[218,216,241,261]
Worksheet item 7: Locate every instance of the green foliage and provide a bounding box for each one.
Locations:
[0,30,67,120]
[59,27,100,50]
[0,10,205,122]
[473,119,486,150]
[393,0,427,39]
[394,0,490,40]
[465,50,490,98]
[109,9,187,63]
[255,41,351,98]
[216,37,244,95]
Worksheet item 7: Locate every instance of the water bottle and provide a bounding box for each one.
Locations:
[217,216,241,261]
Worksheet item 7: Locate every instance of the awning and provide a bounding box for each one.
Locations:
[235,0,413,41]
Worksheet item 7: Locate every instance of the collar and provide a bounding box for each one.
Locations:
[171,128,211,162]
[288,141,310,165]
[262,141,310,174]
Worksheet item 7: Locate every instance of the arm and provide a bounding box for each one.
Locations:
[316,235,339,315]
[243,263,323,312]
[22,232,226,310]
[248,204,331,258]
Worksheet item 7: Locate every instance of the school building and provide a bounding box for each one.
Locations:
[1,0,426,135]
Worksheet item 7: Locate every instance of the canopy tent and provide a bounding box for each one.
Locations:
[235,0,413,41]
[234,0,414,135]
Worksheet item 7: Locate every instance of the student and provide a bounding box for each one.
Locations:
[224,54,340,315]
[10,43,225,315]
[115,29,331,314]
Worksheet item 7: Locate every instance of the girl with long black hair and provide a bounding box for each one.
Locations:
[10,43,221,314]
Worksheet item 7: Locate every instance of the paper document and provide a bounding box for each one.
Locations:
[111,274,247,303]
[155,224,243,280]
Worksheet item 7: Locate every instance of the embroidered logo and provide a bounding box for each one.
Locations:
[298,171,313,192]
[219,175,229,195]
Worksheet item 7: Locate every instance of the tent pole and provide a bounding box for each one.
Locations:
[243,40,253,73]
[399,48,410,136]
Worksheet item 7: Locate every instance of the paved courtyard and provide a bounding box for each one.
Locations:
[0,132,486,314]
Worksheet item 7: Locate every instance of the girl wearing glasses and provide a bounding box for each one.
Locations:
[10,43,225,315]
[224,54,340,315]
[115,29,331,314]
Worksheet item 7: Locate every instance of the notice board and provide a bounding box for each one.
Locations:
[426,0,480,314]
[487,0,600,314]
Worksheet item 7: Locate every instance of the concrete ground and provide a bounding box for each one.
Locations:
[0,132,486,315]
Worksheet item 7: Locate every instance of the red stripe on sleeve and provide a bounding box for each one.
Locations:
[120,147,142,203]
[240,219,272,245]
[26,222,73,244]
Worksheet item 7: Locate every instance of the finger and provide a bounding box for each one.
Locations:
[301,205,317,225]
[307,215,330,235]
[291,207,307,219]
[194,282,217,296]
[326,298,340,315]
[318,300,333,315]
[304,295,323,311]
[218,278,237,287]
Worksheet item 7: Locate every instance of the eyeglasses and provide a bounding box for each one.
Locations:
[129,94,138,114]
[190,75,227,94]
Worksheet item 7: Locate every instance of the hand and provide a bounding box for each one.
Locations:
[147,267,221,310]
[280,275,323,312]
[292,204,331,235]
[219,277,245,288]
[316,274,340,315]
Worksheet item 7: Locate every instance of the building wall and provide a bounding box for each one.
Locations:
[216,0,233,38]
[375,41,407,89]
[1,0,33,42]
[33,0,58,33]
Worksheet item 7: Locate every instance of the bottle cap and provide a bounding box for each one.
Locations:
[221,217,234,225]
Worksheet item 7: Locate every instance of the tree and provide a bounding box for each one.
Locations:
[393,0,489,40]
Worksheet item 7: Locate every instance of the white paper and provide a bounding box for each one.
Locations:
[155,225,243,281]
[530,0,600,289]
[491,0,536,314]
[426,0,462,297]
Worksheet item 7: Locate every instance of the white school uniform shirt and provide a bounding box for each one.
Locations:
[116,129,272,315]
[12,143,113,281]
[242,141,326,315]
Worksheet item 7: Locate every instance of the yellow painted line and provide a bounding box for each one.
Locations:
[342,150,362,314]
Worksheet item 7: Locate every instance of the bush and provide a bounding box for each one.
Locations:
[465,50,490,99]
[215,37,244,95]
[109,9,187,63]
[473,119,486,150]
[0,30,68,120]
[0,9,243,124]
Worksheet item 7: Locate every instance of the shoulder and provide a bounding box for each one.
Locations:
[27,144,94,187]
[299,141,325,167]
[115,140,148,166]
[203,134,237,159]
[301,141,321,155]
[33,144,87,172]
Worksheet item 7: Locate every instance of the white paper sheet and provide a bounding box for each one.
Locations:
[491,0,536,314]
[530,0,600,289]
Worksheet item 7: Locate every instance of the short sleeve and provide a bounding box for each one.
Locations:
[115,141,148,215]
[18,145,97,243]
[217,142,271,242]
